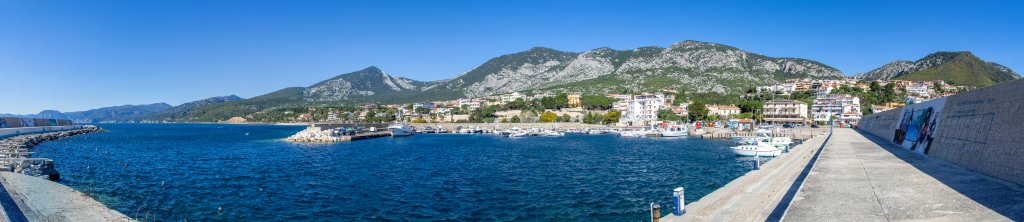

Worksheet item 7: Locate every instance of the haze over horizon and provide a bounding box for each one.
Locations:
[2,0,1022,114]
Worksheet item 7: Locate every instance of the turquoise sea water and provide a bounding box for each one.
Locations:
[31,124,753,221]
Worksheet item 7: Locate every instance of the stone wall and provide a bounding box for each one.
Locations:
[858,106,903,142]
[858,79,1024,185]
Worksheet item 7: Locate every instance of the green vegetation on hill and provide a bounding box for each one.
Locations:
[897,52,1019,87]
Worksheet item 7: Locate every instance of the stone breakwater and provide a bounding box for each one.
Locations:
[0,125,104,179]
[284,126,393,143]
[284,126,343,142]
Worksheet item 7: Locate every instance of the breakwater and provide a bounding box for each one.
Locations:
[0,125,103,179]
[858,78,1024,185]
[283,126,391,142]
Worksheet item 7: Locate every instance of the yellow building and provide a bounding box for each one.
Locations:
[567,94,582,108]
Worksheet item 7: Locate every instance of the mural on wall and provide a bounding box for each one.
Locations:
[0,118,5,128]
[20,118,34,127]
[892,98,946,155]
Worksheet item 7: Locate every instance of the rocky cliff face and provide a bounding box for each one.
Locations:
[428,40,844,97]
[287,40,845,103]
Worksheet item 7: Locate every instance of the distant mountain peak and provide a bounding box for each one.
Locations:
[856,51,1020,86]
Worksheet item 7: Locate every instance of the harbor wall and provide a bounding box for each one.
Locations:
[0,117,74,128]
[0,125,84,138]
[857,78,1024,185]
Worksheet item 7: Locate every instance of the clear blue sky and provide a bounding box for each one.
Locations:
[2,0,1022,114]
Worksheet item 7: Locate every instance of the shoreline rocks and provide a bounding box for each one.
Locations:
[0,125,104,180]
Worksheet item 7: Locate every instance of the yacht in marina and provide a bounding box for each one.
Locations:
[387,123,415,137]
[661,124,689,137]
[730,138,782,157]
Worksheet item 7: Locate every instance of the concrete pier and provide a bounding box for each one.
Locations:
[660,128,1024,221]
[783,129,1024,221]
[0,172,133,221]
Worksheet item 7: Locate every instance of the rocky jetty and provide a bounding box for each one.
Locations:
[0,125,104,180]
[284,126,342,143]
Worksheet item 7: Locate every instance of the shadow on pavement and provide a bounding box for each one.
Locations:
[853,129,1024,220]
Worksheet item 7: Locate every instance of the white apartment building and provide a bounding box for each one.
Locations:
[458,99,482,110]
[812,94,861,124]
[618,93,666,126]
[712,105,741,117]
[500,92,527,103]
[757,83,798,95]
[905,84,932,98]
[763,100,808,124]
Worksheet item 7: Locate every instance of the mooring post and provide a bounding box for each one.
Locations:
[673,187,686,216]
[755,155,761,170]
[651,202,661,222]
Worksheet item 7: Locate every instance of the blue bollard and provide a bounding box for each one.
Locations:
[673,187,685,216]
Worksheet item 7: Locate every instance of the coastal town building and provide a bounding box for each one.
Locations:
[712,105,741,117]
[757,83,797,95]
[413,102,435,110]
[671,105,688,117]
[567,94,582,108]
[871,102,905,113]
[618,93,666,126]
[458,99,482,109]
[811,94,861,124]
[905,84,932,98]
[500,92,527,103]
[763,100,809,124]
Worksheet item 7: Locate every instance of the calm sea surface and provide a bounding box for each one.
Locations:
[32,123,754,221]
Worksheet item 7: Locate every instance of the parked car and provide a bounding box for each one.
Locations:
[783,124,794,128]
[811,124,820,128]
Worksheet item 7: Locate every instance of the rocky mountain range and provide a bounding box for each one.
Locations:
[9,40,1020,123]
[299,40,845,104]
[4,95,244,123]
[854,51,1020,87]
[3,103,173,123]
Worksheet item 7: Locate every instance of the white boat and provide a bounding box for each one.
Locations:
[509,132,529,138]
[618,130,647,138]
[541,130,564,136]
[661,125,689,137]
[456,126,481,134]
[730,139,782,157]
[387,123,414,136]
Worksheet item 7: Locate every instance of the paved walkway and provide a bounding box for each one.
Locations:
[783,129,1024,221]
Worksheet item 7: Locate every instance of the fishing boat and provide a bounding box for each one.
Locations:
[661,125,689,137]
[730,138,782,157]
[387,123,415,137]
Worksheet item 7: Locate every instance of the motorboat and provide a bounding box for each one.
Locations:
[661,125,689,137]
[387,123,415,137]
[456,126,482,134]
[618,130,647,138]
[541,129,564,136]
[730,138,782,157]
